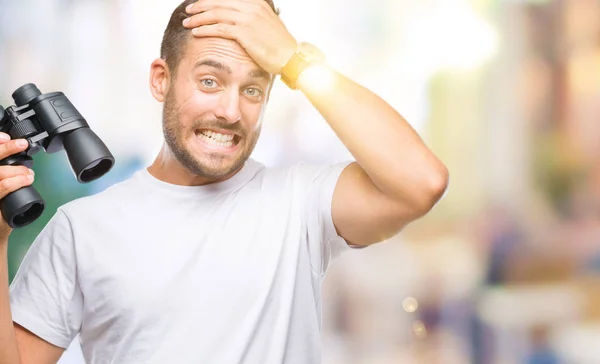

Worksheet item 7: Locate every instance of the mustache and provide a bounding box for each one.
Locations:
[192,119,246,137]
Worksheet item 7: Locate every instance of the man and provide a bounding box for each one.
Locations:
[0,0,448,363]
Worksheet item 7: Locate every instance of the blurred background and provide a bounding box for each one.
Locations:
[1,0,600,363]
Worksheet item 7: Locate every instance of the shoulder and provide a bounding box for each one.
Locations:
[283,160,353,185]
[253,159,353,192]
[58,170,143,218]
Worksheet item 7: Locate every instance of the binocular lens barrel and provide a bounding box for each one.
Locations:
[63,128,115,183]
[1,187,44,228]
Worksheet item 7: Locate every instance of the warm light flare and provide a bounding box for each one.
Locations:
[297,64,336,93]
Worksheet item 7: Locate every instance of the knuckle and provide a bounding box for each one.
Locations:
[0,179,12,191]
[11,139,24,150]
[247,12,259,22]
[0,167,12,179]
[193,12,203,22]
[215,23,227,35]
[186,1,198,13]
[17,175,31,188]
[206,12,218,24]
[253,2,267,14]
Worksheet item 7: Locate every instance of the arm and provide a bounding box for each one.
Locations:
[297,69,448,246]
[14,324,64,364]
[14,318,65,364]
[1,242,64,364]
[0,241,21,364]
[184,0,449,245]
[0,137,65,364]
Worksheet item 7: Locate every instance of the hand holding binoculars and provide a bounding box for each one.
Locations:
[0,83,115,228]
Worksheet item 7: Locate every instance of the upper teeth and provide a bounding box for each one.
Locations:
[201,130,234,142]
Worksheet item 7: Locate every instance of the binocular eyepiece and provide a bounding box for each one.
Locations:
[0,83,115,228]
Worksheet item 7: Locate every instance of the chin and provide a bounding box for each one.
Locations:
[184,149,246,179]
[197,159,238,178]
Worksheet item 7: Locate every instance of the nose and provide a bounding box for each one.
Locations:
[214,89,242,124]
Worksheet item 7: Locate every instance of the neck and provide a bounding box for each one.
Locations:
[147,143,240,186]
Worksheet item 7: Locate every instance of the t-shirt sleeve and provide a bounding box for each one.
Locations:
[300,161,355,277]
[9,208,82,349]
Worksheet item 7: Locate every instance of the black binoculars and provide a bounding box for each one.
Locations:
[0,83,115,228]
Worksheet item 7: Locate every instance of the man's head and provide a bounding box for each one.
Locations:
[150,0,278,180]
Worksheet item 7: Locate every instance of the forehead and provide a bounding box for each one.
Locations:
[182,36,263,73]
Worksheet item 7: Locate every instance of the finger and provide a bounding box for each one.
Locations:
[190,23,238,40]
[0,165,33,181]
[186,0,263,17]
[0,174,34,200]
[0,133,11,144]
[183,9,244,29]
[0,139,28,160]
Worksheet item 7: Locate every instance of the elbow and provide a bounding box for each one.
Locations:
[430,164,450,202]
[414,164,449,216]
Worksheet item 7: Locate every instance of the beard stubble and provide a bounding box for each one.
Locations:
[162,89,261,180]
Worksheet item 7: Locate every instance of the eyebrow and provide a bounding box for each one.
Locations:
[249,68,271,81]
[194,59,271,81]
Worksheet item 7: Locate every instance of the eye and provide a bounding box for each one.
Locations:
[244,88,263,98]
[200,79,219,89]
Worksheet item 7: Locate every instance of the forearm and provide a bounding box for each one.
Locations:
[0,242,21,364]
[297,67,448,210]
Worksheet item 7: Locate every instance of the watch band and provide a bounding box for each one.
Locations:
[280,43,325,90]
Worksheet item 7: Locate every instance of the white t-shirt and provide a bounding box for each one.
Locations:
[10,158,353,364]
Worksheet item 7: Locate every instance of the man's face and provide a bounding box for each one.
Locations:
[162,36,271,179]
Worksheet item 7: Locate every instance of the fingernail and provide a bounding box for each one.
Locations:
[182,17,190,26]
[26,174,34,182]
[0,133,9,141]
[28,169,35,176]
[186,3,194,13]
[16,139,28,147]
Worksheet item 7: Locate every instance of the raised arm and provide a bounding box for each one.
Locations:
[183,0,449,246]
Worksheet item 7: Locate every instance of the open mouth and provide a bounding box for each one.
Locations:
[195,129,241,149]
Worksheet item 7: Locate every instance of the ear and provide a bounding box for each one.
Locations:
[149,58,170,102]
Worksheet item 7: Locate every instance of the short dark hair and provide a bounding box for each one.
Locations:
[160,0,279,76]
